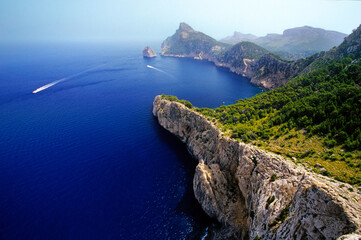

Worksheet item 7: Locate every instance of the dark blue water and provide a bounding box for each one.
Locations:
[0,43,261,240]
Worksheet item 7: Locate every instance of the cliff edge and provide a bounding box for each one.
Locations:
[152,95,361,240]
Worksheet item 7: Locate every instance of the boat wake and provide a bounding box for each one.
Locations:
[32,79,65,94]
[32,64,107,94]
[146,65,174,78]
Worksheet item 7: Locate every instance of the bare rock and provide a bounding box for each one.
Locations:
[142,46,156,58]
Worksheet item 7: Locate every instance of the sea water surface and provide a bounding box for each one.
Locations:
[0,42,261,239]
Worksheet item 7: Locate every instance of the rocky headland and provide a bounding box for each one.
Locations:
[143,46,157,58]
[160,23,308,90]
[160,23,361,90]
[152,95,361,240]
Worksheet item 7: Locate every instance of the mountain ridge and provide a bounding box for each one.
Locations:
[220,26,347,60]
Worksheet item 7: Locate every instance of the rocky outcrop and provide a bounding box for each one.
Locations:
[152,95,361,240]
[142,46,157,58]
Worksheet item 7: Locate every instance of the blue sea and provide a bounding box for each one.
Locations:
[0,42,261,240]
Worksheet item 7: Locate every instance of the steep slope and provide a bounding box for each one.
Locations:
[330,24,361,58]
[161,22,228,58]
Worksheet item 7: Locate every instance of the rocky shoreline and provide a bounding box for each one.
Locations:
[152,95,361,240]
[160,50,301,90]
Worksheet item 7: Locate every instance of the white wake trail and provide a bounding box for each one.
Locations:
[32,64,106,94]
[146,65,174,78]
[32,79,66,94]
[146,65,164,72]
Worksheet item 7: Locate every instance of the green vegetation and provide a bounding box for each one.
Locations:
[269,204,291,228]
[220,41,271,62]
[270,174,277,182]
[195,56,361,185]
[266,196,276,209]
[216,41,292,70]
[161,94,193,109]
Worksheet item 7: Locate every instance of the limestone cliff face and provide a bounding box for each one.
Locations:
[152,95,361,240]
[211,53,301,90]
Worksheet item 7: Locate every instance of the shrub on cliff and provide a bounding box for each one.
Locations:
[161,94,193,109]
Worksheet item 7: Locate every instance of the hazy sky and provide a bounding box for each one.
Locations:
[1,0,360,43]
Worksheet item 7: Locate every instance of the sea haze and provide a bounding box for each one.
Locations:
[0,42,261,239]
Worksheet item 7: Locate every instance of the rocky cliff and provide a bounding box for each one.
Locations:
[152,95,361,240]
[211,43,303,89]
[160,23,307,90]
[143,46,157,58]
[160,23,226,59]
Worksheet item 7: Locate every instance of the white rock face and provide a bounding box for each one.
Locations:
[153,95,361,240]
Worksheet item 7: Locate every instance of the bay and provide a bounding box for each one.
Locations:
[0,42,261,239]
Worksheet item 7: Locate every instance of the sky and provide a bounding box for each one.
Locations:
[0,0,360,43]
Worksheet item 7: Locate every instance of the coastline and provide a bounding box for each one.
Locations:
[152,95,361,239]
[160,53,275,91]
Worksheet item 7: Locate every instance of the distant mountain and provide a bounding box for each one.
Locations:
[300,24,361,73]
[220,26,347,60]
[220,31,258,45]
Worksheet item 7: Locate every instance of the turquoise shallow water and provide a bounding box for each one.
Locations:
[0,42,261,239]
